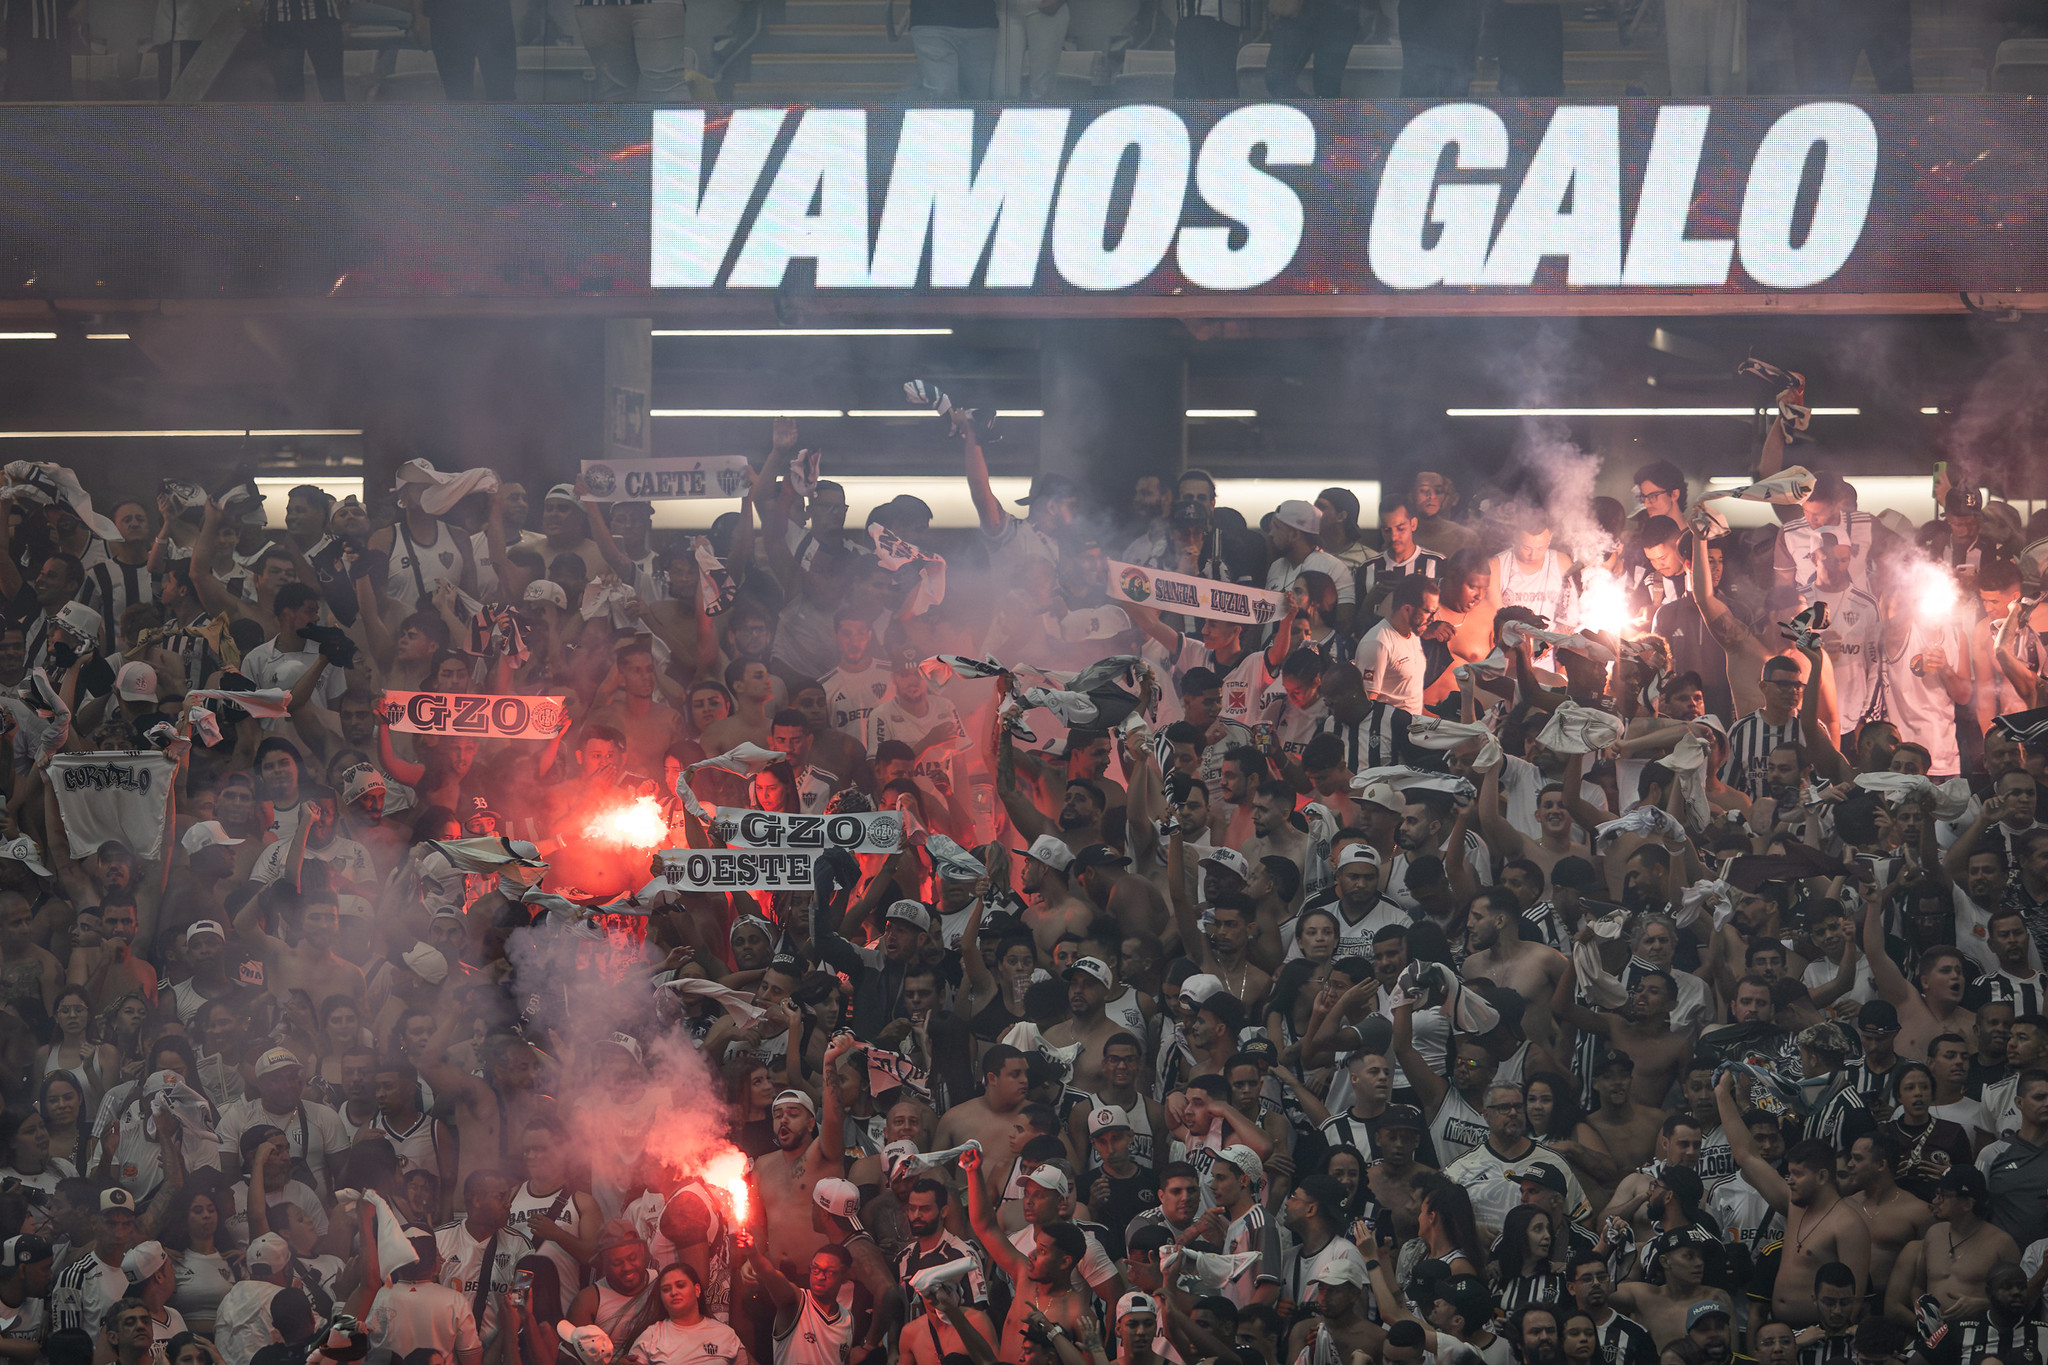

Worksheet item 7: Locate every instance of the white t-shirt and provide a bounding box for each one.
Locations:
[248,835,377,891]
[1354,622,1425,715]
[1267,549,1355,605]
[366,1282,482,1361]
[435,1219,536,1347]
[1876,621,1965,774]
[1497,755,1604,847]
[213,1280,284,1365]
[628,1318,753,1365]
[1442,1139,1590,1239]
[217,1098,351,1197]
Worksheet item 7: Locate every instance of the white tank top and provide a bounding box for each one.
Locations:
[773,1291,853,1365]
[510,1182,588,1294]
[367,1112,442,1181]
[1104,987,1146,1036]
[386,520,464,608]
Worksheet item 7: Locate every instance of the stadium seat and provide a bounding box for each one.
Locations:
[1110,46,1174,97]
[1991,38,2048,91]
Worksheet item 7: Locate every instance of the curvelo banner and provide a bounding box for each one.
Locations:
[1107,560,1287,627]
[579,456,755,501]
[378,691,571,739]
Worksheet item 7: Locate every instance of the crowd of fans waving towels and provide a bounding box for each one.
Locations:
[0,369,2037,1365]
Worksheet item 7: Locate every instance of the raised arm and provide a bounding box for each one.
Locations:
[1472,753,1528,860]
[994,717,1050,845]
[1861,880,1916,1009]
[956,1146,1029,1281]
[1714,1072,1790,1211]
[1390,998,1449,1116]
[955,411,1004,535]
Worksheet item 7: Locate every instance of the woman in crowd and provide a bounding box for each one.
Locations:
[35,987,116,1114]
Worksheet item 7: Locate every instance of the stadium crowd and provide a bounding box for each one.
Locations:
[0,371,2037,1365]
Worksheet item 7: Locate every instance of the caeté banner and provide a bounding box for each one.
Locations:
[579,457,755,501]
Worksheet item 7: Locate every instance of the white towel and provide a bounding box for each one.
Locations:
[1853,772,1973,821]
[688,742,785,777]
[1700,467,1817,505]
[390,459,500,517]
[189,688,293,719]
[1537,701,1624,755]
[1405,716,1503,770]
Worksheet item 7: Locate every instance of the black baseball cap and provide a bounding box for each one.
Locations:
[1513,1163,1568,1195]
[1379,1104,1426,1133]
[1020,474,1080,506]
[1073,844,1132,870]
[1858,1000,1900,1033]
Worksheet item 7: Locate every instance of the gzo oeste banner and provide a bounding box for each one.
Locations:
[651,102,1879,294]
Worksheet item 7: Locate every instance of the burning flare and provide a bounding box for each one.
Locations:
[1906,559,1959,622]
[581,795,668,850]
[703,1146,750,1224]
[1576,569,1641,638]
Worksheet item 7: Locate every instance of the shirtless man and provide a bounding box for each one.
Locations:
[1885,1166,2019,1328]
[1461,889,1568,1051]
[699,660,775,753]
[1555,957,1695,1108]
[1475,756,1585,883]
[1839,1131,1932,1304]
[1238,782,1308,879]
[753,1086,846,1274]
[1044,959,1123,1095]
[1016,838,1094,963]
[1603,1115,1702,1246]
[1071,845,1171,946]
[1864,884,1976,1059]
[934,1045,1032,1199]
[1584,1053,1664,1181]
[1361,1105,1434,1246]
[1612,1236,1733,1349]
[1715,1073,1869,1329]
[233,886,368,1007]
[1167,859,1272,1010]
[957,1146,1090,1361]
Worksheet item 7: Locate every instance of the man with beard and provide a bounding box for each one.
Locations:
[1969,999,2017,1096]
[1683,1303,1736,1365]
[1921,1263,2048,1365]
[1165,890,1267,1015]
[1317,845,1404,959]
[898,1178,987,1317]
[1283,1260,1387,1365]
[1555,958,1694,1110]
[567,1221,656,1343]
[1888,1167,2019,1329]
[1567,1256,1658,1365]
[1393,996,1500,1169]
[1012,837,1093,962]
[1073,843,1172,945]
[419,1013,554,1190]
[1612,1235,1732,1351]
[382,730,484,817]
[1517,1305,1565,1365]
[1715,1077,1868,1328]
[1443,1081,1590,1239]
[788,681,873,799]
[1583,1053,1663,1181]
[1462,890,1569,1052]
[957,1147,1090,1362]
[1234,780,1307,879]
[1604,1117,1703,1245]
[1388,790,1491,912]
[752,1088,848,1279]
[1790,1262,1860,1365]
[1045,958,1124,1094]
[1964,907,2046,1019]
[1000,726,1109,861]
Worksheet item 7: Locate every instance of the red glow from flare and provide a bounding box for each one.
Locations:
[704,1147,749,1224]
[581,795,668,850]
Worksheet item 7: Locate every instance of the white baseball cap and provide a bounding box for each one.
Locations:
[181,821,244,856]
[114,662,157,702]
[1336,844,1383,869]
[1273,500,1321,536]
[524,580,569,609]
[121,1241,167,1283]
[1087,1105,1132,1136]
[244,1233,291,1273]
[252,1047,302,1079]
[884,900,934,932]
[1180,973,1227,1005]
[1352,780,1403,812]
[401,943,449,985]
[183,920,226,942]
[813,1178,862,1219]
[1019,834,1074,873]
[1117,1292,1160,1322]
[1198,847,1250,880]
[1022,1165,1071,1196]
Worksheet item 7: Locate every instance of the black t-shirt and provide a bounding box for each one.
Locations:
[1078,1166,1157,1258]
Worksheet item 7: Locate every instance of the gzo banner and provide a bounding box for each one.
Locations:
[715,809,904,853]
[378,691,571,740]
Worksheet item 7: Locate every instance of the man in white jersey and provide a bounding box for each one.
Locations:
[739,1233,856,1365]
[1204,1145,1272,1308]
[512,1117,600,1295]
[435,1170,535,1353]
[819,612,894,751]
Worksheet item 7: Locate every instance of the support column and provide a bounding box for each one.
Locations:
[1037,321,1186,512]
[603,318,654,464]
